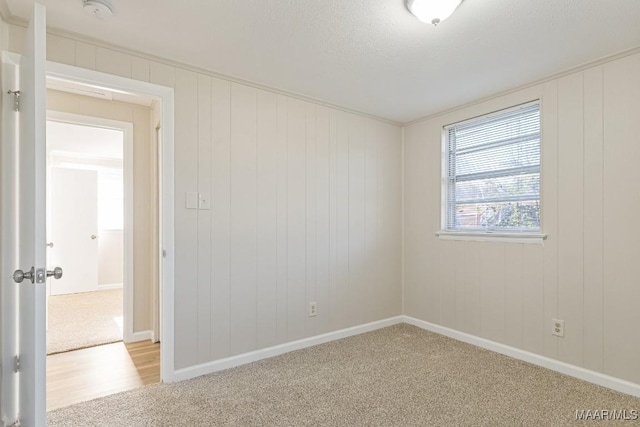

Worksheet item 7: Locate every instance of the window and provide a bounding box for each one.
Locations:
[443,101,541,234]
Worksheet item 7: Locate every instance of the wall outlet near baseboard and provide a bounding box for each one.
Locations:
[552,318,564,337]
[309,302,317,317]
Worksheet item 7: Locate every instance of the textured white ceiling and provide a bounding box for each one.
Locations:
[5,0,640,122]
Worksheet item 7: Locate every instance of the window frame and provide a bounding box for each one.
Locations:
[438,100,546,244]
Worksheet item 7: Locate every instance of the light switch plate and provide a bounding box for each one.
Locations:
[199,192,211,210]
[186,192,199,209]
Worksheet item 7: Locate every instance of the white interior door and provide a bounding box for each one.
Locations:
[14,3,48,426]
[50,167,99,295]
[0,53,20,427]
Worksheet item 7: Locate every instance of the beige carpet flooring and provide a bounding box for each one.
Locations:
[47,324,640,426]
[47,288,123,355]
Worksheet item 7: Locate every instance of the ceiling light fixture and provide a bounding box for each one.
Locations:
[405,0,463,26]
[83,0,113,20]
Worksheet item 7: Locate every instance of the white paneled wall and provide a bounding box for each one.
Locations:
[186,81,402,369]
[8,25,403,370]
[404,52,640,385]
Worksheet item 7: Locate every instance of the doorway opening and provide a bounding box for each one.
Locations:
[43,79,163,411]
[46,117,126,354]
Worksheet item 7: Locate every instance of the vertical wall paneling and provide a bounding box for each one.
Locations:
[438,240,457,328]
[348,116,366,326]
[131,57,150,83]
[256,90,279,349]
[286,98,308,341]
[149,61,176,89]
[603,55,640,384]
[462,242,481,336]
[46,34,75,66]
[582,66,604,373]
[95,47,132,79]
[504,244,524,349]
[479,243,506,343]
[453,242,466,330]
[210,78,232,360]
[364,119,379,323]
[403,121,434,322]
[333,111,351,331]
[521,244,544,355]
[7,24,25,53]
[557,73,585,367]
[229,83,258,356]
[305,103,317,336]
[315,107,331,334]
[541,80,560,360]
[376,123,389,319]
[196,74,213,363]
[424,122,443,324]
[173,69,199,369]
[275,95,289,344]
[74,41,96,70]
[380,123,402,318]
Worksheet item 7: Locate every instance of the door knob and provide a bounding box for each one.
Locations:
[47,267,63,280]
[47,242,54,248]
[91,234,97,240]
[13,267,35,284]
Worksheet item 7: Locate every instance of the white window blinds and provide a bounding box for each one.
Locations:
[444,101,541,232]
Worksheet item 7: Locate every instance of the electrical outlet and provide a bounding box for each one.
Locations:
[552,318,564,337]
[309,302,317,317]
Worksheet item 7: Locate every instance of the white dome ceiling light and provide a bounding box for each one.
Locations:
[405,0,463,26]
[83,0,113,20]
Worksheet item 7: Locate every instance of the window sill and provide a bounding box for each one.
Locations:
[436,231,547,244]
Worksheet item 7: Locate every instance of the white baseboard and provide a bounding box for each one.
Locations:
[127,330,153,343]
[173,316,404,382]
[403,316,640,398]
[97,283,123,290]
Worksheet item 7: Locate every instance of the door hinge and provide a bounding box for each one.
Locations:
[14,355,20,373]
[6,90,20,112]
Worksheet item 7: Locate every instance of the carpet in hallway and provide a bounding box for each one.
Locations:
[47,288,123,355]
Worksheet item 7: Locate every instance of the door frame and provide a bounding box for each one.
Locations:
[46,111,136,342]
[45,60,176,383]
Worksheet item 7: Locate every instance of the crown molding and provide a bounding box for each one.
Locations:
[4,13,401,127]
[5,2,639,128]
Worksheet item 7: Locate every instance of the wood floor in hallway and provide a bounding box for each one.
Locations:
[47,340,160,411]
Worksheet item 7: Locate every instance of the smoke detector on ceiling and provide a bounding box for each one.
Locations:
[83,0,113,20]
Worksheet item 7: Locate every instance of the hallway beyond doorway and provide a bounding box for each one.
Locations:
[47,288,123,355]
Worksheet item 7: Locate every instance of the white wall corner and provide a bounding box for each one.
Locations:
[402,316,640,399]
[400,126,406,316]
